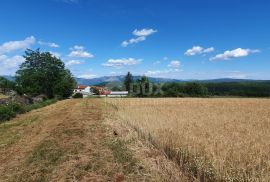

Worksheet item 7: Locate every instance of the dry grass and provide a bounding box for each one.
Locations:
[0,94,9,99]
[104,101,190,181]
[105,98,270,181]
[1,98,190,181]
[0,116,39,148]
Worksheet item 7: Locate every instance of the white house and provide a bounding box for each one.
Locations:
[73,85,93,97]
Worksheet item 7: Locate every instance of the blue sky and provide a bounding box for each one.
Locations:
[0,0,269,79]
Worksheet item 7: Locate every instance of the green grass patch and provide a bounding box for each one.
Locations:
[0,116,39,147]
[27,140,64,166]
[15,139,65,182]
[24,99,57,112]
[14,123,87,181]
[108,139,137,174]
[63,128,86,138]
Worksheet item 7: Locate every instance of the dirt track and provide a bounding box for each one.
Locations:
[0,99,188,182]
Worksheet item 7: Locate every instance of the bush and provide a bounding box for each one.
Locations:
[0,105,16,122]
[25,99,57,111]
[72,93,83,98]
[10,102,26,114]
[0,102,25,122]
[0,99,57,123]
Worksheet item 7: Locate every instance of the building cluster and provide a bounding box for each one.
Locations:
[73,85,128,97]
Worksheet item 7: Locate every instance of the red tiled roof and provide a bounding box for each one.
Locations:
[76,85,87,89]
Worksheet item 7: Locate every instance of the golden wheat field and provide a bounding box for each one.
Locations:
[105,98,270,181]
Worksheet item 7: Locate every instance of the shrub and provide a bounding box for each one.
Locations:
[10,102,26,114]
[26,99,57,111]
[0,105,16,122]
[0,99,57,123]
[72,93,83,98]
[0,102,24,122]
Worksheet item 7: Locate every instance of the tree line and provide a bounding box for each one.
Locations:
[123,72,270,97]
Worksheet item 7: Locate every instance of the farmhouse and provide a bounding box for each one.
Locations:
[73,85,128,97]
[73,85,93,97]
[91,87,129,97]
[74,85,88,93]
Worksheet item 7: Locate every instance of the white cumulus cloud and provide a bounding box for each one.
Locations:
[66,60,82,66]
[121,36,146,47]
[210,48,260,61]
[185,46,214,56]
[102,58,142,68]
[38,41,59,48]
[0,55,8,61]
[49,51,61,58]
[68,45,94,58]
[0,36,36,54]
[0,55,25,75]
[121,28,157,47]
[145,69,181,77]
[78,74,97,79]
[132,29,157,37]
[168,60,181,68]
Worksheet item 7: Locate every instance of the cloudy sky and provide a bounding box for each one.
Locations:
[0,0,270,79]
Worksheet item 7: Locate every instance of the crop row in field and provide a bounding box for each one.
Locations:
[105,98,270,181]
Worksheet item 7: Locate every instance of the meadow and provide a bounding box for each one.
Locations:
[105,98,270,181]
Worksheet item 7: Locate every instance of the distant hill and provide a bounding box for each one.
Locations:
[197,78,270,83]
[76,76,270,85]
[76,75,183,85]
[1,75,15,81]
[2,75,270,85]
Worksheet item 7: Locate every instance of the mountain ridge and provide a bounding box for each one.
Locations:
[75,76,270,85]
[2,75,270,86]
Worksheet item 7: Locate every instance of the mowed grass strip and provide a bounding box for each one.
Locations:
[2,99,145,182]
[11,101,89,182]
[106,98,270,181]
[1,98,189,181]
[108,139,137,174]
[13,125,86,182]
[0,116,39,147]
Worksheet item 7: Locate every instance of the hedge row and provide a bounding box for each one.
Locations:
[0,99,57,123]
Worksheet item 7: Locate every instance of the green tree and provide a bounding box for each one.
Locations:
[124,72,133,92]
[53,70,76,98]
[184,82,208,96]
[16,49,76,98]
[162,82,185,97]
[136,76,152,97]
